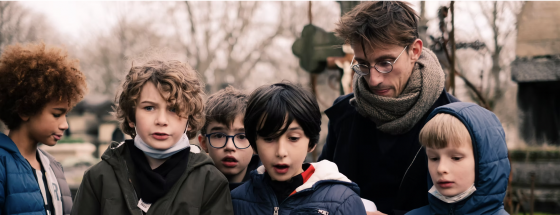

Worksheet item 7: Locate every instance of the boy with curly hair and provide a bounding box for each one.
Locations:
[0,42,87,215]
[71,59,234,215]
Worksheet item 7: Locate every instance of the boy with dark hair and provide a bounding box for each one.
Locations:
[198,86,260,190]
[0,42,87,215]
[71,59,233,215]
[231,82,366,215]
[407,102,510,215]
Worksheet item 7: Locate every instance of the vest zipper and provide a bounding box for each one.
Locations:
[274,207,279,215]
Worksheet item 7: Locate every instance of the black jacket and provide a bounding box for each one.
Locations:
[318,90,458,215]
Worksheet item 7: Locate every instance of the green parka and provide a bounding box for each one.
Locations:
[71,141,234,215]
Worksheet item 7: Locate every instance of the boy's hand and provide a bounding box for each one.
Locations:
[367,212,387,215]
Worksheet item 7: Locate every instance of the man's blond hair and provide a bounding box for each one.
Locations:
[419,113,472,149]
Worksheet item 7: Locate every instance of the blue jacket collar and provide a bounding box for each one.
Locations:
[0,133,21,154]
[424,102,510,214]
[249,160,361,203]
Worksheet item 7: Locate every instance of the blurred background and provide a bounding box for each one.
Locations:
[0,1,558,214]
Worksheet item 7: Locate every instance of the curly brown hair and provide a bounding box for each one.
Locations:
[0,42,88,130]
[114,60,205,139]
[335,1,419,49]
[201,86,247,135]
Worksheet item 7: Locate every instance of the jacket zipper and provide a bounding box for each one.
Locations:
[124,160,143,215]
[270,186,313,215]
[449,204,455,215]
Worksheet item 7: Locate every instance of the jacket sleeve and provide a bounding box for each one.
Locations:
[318,121,336,161]
[70,169,101,215]
[334,192,367,215]
[200,169,234,215]
[0,161,5,215]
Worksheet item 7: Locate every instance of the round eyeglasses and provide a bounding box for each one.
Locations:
[350,46,408,75]
[205,132,250,149]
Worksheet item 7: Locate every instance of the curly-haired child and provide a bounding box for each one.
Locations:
[71,59,234,215]
[0,42,88,215]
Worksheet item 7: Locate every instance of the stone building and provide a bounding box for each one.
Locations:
[512,1,560,146]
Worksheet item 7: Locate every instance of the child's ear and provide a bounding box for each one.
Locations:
[198,134,209,153]
[128,118,135,128]
[307,144,317,153]
[18,112,30,122]
[186,116,191,132]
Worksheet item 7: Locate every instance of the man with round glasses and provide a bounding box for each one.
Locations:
[319,2,459,215]
[199,86,261,190]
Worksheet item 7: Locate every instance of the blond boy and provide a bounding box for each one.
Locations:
[407,102,510,215]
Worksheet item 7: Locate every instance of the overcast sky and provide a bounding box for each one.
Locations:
[22,1,118,40]
[20,1,462,43]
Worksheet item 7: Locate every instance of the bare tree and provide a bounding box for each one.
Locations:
[78,1,339,96]
[166,1,339,93]
[79,2,167,96]
[477,1,524,108]
[0,2,58,51]
[0,2,41,50]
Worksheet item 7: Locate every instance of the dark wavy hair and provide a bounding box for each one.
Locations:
[244,82,321,152]
[335,1,419,50]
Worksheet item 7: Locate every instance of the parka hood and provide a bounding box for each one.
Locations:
[424,102,510,214]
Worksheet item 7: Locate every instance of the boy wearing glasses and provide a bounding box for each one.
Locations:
[199,86,261,190]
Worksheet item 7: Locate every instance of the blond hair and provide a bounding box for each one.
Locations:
[419,113,472,149]
[114,60,205,139]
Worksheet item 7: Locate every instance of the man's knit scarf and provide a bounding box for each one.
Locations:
[350,48,445,135]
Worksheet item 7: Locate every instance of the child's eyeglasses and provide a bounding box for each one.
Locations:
[205,132,251,149]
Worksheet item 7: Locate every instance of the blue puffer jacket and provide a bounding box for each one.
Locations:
[0,133,45,215]
[231,160,367,215]
[406,102,510,215]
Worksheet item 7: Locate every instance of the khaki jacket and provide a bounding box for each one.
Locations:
[71,141,233,215]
